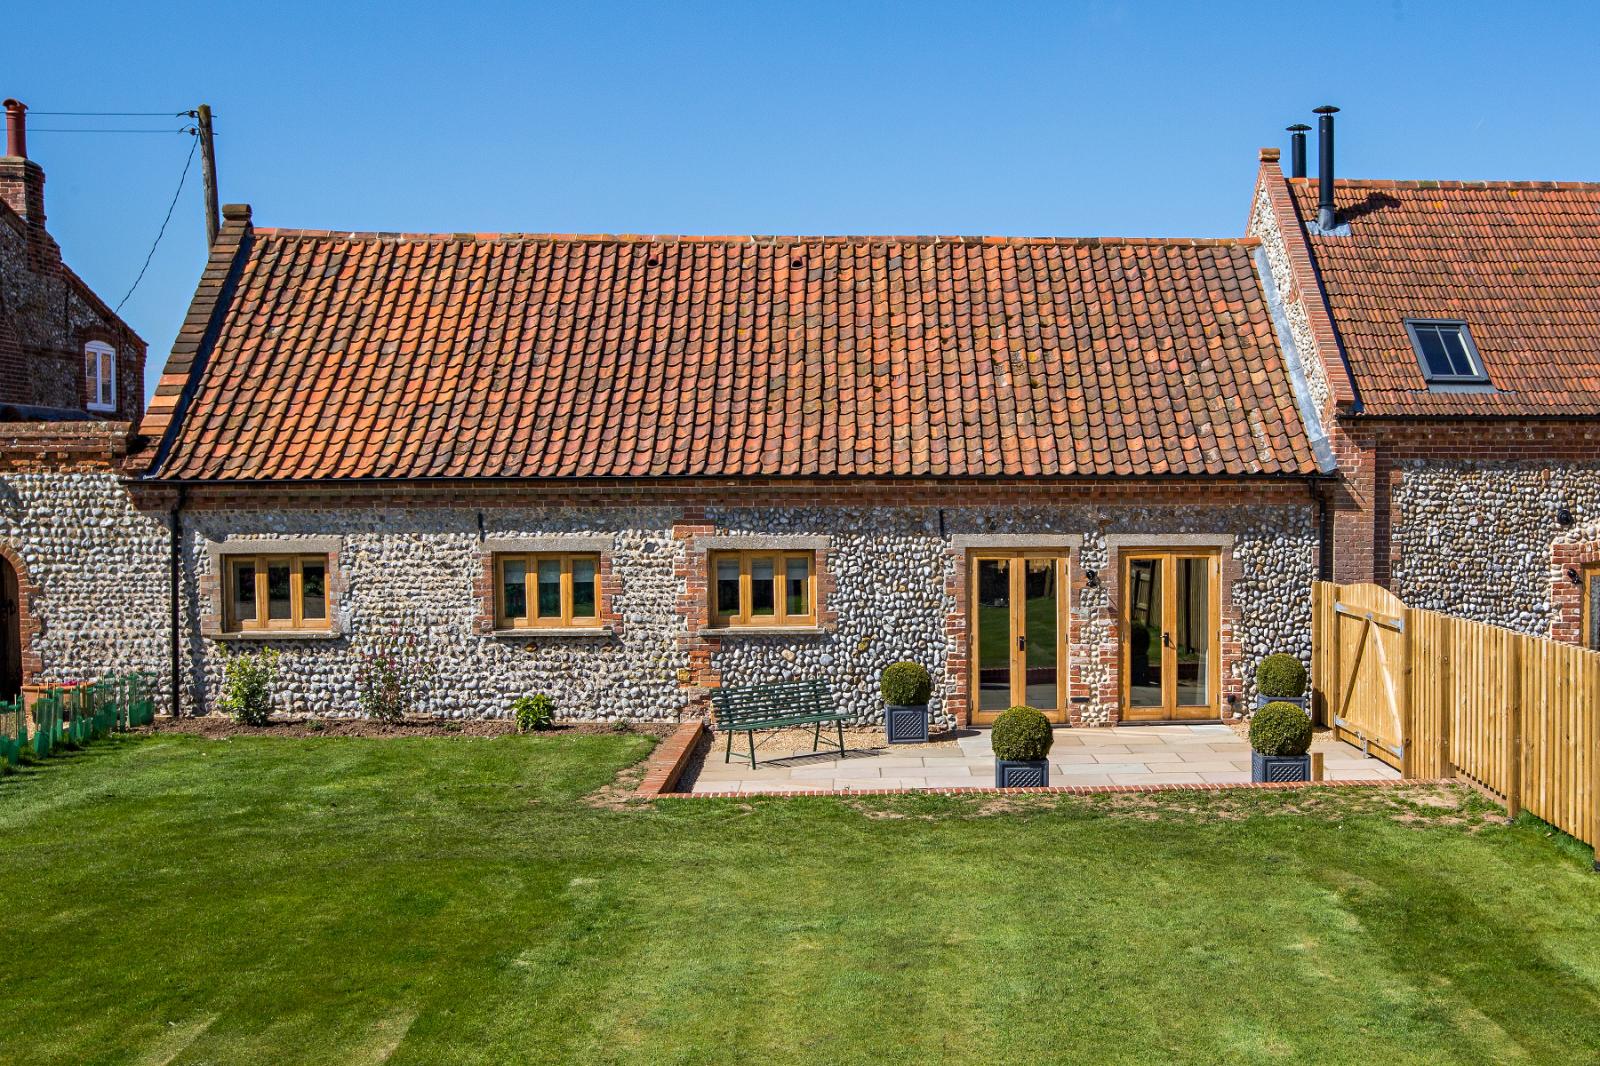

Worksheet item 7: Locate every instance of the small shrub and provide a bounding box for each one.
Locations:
[308,720,325,733]
[1250,701,1313,757]
[610,720,634,734]
[220,647,279,726]
[355,629,437,724]
[880,662,932,706]
[1255,653,1307,698]
[513,693,555,733]
[992,705,1054,761]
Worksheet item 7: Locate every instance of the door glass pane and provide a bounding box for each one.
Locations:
[750,558,775,616]
[1175,557,1211,707]
[232,563,256,622]
[976,558,1011,712]
[570,557,597,619]
[537,560,562,617]
[1126,558,1163,708]
[301,561,327,620]
[784,556,809,617]
[1024,559,1058,711]
[715,557,741,616]
[501,558,527,619]
[266,562,292,621]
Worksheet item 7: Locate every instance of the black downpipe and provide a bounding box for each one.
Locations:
[1315,105,1339,230]
[1310,479,1333,581]
[168,486,185,718]
[1286,124,1310,178]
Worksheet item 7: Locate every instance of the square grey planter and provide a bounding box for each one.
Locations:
[995,759,1050,788]
[1255,694,1308,714]
[885,704,929,744]
[1251,751,1311,783]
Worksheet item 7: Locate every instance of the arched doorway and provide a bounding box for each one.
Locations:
[0,557,19,701]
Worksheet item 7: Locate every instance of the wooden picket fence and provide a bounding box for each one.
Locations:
[1313,581,1599,856]
[0,673,156,767]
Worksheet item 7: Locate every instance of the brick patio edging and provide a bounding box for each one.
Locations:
[635,719,706,797]
[656,777,1448,800]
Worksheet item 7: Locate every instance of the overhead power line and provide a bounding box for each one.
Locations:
[31,127,195,134]
[29,110,190,116]
[114,134,199,314]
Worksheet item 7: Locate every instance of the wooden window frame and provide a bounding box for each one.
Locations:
[1583,563,1600,653]
[708,551,817,628]
[223,554,331,633]
[494,552,601,630]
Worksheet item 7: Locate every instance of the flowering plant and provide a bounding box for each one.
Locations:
[355,628,436,723]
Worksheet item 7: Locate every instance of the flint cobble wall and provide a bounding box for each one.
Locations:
[179,500,1315,725]
[1392,461,1600,634]
[0,468,170,696]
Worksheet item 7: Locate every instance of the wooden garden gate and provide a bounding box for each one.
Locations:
[1315,582,1408,771]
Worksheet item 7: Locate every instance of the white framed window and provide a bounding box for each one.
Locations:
[1404,319,1488,385]
[84,341,116,413]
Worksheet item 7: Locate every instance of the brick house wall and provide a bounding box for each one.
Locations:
[136,477,1316,724]
[0,424,171,701]
[0,138,147,420]
[1248,153,1600,644]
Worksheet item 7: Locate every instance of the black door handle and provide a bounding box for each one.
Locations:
[1017,635,1026,651]
[1163,632,1174,649]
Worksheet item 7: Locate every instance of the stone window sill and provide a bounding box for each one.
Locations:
[490,626,614,638]
[706,625,827,637]
[213,629,341,642]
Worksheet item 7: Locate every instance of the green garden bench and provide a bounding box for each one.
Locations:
[708,679,848,768]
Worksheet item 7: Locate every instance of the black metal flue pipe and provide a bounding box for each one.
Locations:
[1315,105,1339,229]
[1287,123,1310,179]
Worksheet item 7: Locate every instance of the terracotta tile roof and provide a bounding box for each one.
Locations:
[140,217,1317,480]
[1289,178,1600,416]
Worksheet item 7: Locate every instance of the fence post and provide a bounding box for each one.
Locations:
[1438,614,1453,779]
[1592,661,1599,873]
[1505,637,1523,824]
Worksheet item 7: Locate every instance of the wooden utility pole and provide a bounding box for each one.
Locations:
[196,104,219,247]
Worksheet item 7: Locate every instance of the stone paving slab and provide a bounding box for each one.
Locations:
[682,725,1402,794]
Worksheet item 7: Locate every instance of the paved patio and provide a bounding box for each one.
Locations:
[684,724,1400,793]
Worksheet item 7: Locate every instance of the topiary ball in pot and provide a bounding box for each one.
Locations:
[881,661,932,744]
[1249,700,1314,782]
[879,662,932,706]
[992,705,1053,786]
[1250,701,1313,756]
[1255,653,1307,699]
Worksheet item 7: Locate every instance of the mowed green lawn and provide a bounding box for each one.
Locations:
[2,734,1598,1065]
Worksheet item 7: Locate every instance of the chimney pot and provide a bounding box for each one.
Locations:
[1259,147,1280,163]
[2,99,25,159]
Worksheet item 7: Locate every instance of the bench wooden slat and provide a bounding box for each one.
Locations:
[708,679,847,767]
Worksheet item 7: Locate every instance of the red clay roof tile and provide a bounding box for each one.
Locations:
[1289,179,1600,416]
[143,229,1317,480]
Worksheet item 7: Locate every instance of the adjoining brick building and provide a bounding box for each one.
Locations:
[125,206,1327,725]
[0,99,166,705]
[1247,114,1600,650]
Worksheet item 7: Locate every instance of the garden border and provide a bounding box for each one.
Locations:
[659,776,1448,799]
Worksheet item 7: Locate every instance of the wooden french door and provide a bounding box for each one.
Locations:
[1120,550,1221,721]
[969,553,1068,725]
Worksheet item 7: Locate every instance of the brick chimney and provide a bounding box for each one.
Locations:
[0,99,46,229]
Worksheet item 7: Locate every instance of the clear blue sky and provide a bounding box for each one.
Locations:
[11,1,1596,401]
